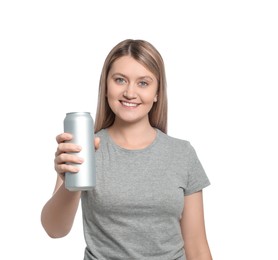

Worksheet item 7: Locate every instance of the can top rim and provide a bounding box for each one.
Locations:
[66,112,91,115]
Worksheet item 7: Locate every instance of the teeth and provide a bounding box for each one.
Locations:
[122,102,138,107]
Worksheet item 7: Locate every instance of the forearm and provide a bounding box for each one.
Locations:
[41,183,81,238]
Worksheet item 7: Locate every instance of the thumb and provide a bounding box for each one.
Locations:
[94,137,100,150]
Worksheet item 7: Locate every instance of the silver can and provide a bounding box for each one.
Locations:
[63,112,96,191]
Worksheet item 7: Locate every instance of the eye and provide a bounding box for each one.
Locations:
[138,81,148,87]
[115,77,126,85]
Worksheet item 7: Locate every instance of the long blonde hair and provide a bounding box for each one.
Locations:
[94,39,168,133]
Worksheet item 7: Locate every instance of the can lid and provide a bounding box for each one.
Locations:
[66,112,91,115]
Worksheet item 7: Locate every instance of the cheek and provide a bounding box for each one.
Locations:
[142,91,158,104]
[106,88,116,109]
[107,85,119,101]
[107,93,118,110]
[106,86,124,115]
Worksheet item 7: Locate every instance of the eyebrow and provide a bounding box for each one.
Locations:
[111,73,154,82]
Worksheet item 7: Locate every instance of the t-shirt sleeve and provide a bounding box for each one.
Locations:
[183,142,210,196]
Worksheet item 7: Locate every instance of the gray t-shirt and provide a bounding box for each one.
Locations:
[81,128,210,260]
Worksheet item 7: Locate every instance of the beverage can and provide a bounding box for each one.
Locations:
[63,112,96,191]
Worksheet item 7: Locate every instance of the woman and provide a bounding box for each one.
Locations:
[41,39,212,260]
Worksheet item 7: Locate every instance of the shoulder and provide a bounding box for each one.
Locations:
[95,128,108,140]
[95,128,110,149]
[158,130,193,153]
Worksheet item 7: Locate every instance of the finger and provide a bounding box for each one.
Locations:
[55,163,80,174]
[56,133,73,144]
[94,137,101,150]
[55,143,82,156]
[55,153,84,165]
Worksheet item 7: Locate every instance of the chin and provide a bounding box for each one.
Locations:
[116,115,148,125]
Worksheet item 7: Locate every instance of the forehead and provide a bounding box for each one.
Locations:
[109,56,155,78]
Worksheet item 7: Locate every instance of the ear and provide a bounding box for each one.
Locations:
[154,94,158,102]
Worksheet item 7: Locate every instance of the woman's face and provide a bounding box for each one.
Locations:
[107,56,158,125]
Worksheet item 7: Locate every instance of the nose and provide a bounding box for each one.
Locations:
[123,85,137,99]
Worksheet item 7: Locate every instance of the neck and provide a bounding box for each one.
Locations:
[108,118,157,149]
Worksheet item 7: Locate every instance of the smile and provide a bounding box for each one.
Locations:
[120,101,140,107]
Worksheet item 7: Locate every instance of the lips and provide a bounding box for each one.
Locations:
[120,101,140,107]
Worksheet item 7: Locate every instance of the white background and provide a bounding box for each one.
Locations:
[0,0,277,259]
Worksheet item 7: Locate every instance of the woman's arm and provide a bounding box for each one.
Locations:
[41,133,100,238]
[41,175,81,238]
[180,191,212,260]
